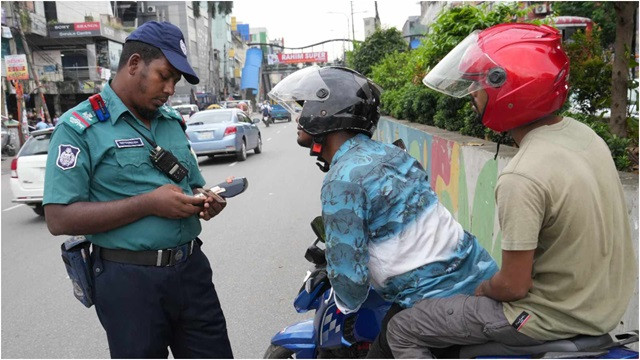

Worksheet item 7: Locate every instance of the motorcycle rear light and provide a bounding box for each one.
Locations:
[223,126,237,136]
[10,158,18,178]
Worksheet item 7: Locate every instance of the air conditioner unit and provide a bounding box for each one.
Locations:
[534,4,547,14]
[146,6,157,14]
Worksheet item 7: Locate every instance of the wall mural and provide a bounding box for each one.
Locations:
[375,117,505,265]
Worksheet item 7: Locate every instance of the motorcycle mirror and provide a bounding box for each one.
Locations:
[304,245,327,266]
[310,216,326,243]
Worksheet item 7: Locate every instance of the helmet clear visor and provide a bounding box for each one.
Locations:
[268,65,330,117]
[422,31,500,97]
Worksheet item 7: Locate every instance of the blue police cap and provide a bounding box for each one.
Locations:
[126,21,200,84]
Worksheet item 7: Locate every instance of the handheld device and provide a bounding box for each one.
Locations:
[195,177,248,199]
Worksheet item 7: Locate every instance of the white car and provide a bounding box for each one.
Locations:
[172,104,199,121]
[10,127,54,216]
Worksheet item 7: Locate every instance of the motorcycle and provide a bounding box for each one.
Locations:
[262,112,273,127]
[265,216,640,359]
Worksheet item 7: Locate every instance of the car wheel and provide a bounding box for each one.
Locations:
[254,135,262,154]
[33,204,45,217]
[236,140,247,161]
[287,116,291,122]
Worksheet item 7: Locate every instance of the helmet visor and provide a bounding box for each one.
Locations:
[422,31,500,98]
[268,65,330,116]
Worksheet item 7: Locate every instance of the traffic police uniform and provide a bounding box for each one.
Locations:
[43,21,233,358]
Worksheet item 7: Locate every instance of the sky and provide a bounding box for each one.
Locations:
[231,0,422,61]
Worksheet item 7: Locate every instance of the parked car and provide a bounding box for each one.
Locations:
[172,104,199,121]
[270,104,292,123]
[185,108,262,161]
[10,127,55,216]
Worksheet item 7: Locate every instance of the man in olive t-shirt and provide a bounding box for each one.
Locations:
[387,23,637,359]
[496,117,636,340]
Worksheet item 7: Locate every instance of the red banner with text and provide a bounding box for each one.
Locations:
[274,52,328,64]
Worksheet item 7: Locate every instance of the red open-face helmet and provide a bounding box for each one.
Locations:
[423,23,570,132]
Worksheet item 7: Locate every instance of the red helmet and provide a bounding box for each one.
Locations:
[423,23,570,132]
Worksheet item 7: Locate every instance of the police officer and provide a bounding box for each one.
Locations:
[43,21,234,358]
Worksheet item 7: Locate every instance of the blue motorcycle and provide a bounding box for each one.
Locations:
[265,216,639,359]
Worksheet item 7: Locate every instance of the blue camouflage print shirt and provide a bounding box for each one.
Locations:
[322,133,498,313]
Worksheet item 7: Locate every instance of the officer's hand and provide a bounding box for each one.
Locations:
[147,184,204,219]
[195,188,227,220]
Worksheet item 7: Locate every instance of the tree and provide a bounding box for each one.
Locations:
[348,28,406,77]
[610,1,636,137]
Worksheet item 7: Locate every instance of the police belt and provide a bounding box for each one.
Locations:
[98,239,198,267]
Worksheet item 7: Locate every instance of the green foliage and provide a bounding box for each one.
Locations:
[348,28,406,77]
[563,29,612,115]
[551,2,617,49]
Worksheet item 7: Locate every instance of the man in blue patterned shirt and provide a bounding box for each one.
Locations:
[269,66,497,358]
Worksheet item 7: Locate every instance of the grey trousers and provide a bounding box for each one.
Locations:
[387,295,543,358]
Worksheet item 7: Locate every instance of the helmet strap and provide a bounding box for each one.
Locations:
[494,132,509,161]
[310,135,331,173]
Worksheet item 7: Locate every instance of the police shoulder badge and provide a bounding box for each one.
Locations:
[57,144,81,170]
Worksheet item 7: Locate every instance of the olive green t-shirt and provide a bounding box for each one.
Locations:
[497,117,637,340]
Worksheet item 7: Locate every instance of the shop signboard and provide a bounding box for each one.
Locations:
[270,52,328,64]
[48,22,101,38]
[5,54,29,80]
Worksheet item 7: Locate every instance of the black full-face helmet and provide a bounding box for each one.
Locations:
[268,65,382,137]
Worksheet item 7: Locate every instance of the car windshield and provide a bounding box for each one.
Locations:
[187,111,233,125]
[20,132,51,156]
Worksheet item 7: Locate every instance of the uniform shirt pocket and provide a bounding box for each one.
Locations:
[113,148,156,192]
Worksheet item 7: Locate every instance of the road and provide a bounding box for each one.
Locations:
[1,118,325,358]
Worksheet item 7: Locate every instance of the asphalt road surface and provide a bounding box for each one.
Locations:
[1,118,325,358]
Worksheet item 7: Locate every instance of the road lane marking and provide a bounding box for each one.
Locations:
[3,204,25,212]
[267,138,272,141]
[229,162,237,167]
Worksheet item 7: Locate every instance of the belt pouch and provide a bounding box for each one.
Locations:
[60,236,94,308]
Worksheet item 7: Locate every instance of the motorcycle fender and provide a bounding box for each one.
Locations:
[271,319,317,357]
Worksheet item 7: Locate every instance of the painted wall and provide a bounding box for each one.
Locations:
[374,116,639,337]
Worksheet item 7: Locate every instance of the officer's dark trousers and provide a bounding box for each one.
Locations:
[92,243,233,359]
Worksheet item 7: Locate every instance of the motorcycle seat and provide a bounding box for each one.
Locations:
[458,333,614,358]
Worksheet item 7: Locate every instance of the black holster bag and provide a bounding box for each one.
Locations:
[61,236,94,308]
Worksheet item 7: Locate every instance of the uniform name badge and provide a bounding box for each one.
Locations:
[57,144,81,170]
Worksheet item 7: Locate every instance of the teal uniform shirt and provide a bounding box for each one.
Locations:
[43,82,206,251]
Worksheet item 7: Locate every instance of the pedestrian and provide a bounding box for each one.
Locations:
[43,21,234,359]
[268,65,498,358]
[52,113,60,126]
[386,23,637,358]
[35,117,48,130]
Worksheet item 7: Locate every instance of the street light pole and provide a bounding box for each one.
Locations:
[350,1,355,41]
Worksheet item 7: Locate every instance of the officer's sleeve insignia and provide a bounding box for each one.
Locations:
[56,144,81,170]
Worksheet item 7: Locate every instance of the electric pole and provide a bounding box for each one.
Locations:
[13,2,51,123]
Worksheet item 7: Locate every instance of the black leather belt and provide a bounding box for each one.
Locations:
[99,239,198,267]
